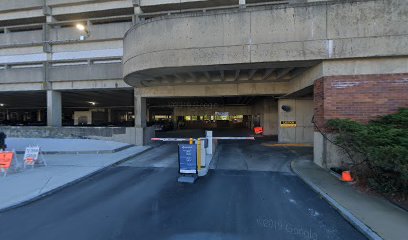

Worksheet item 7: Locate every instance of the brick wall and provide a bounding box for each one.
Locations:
[314,74,408,130]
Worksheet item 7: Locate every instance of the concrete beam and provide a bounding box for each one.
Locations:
[136,81,289,98]
[262,69,275,81]
[248,69,257,81]
[51,79,131,90]
[49,62,122,82]
[234,70,240,81]
[276,68,294,80]
[287,57,408,96]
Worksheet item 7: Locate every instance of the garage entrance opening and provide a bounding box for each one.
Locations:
[147,96,278,138]
[61,89,134,127]
[0,91,46,126]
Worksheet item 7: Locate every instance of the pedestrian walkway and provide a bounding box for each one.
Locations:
[0,138,150,212]
[292,159,408,240]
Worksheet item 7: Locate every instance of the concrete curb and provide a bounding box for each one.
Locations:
[0,146,154,213]
[290,160,383,240]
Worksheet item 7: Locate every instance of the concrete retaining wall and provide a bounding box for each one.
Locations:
[314,132,348,168]
[0,126,151,145]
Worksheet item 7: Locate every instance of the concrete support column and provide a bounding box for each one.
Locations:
[47,90,62,127]
[37,110,42,122]
[262,99,278,136]
[278,99,314,144]
[134,95,146,128]
[134,92,147,145]
[4,28,11,45]
[133,6,144,24]
[107,109,112,123]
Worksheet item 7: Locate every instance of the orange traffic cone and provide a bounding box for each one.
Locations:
[341,171,353,182]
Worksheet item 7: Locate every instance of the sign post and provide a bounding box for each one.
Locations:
[178,144,198,183]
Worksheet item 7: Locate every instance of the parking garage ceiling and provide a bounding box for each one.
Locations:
[137,67,307,87]
[62,90,134,108]
[0,89,134,109]
[147,96,272,107]
[0,91,46,109]
[126,60,319,88]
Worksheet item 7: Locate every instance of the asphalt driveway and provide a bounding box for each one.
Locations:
[0,140,367,240]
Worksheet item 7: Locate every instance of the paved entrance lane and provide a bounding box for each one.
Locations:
[212,140,313,173]
[0,141,366,240]
[122,142,179,168]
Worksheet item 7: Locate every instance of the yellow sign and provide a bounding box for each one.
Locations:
[280,121,297,128]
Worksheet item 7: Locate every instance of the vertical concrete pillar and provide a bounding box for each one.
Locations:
[107,109,112,123]
[37,110,42,122]
[278,99,314,143]
[133,6,144,24]
[47,90,62,127]
[134,92,147,145]
[4,28,11,45]
[134,95,146,128]
[262,99,279,136]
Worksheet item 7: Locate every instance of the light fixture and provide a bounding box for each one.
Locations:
[76,23,86,31]
[0,103,4,107]
[88,101,96,106]
[76,23,90,40]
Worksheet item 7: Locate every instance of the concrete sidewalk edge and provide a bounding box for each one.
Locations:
[290,160,383,240]
[0,146,154,213]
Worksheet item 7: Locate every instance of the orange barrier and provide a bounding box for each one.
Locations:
[341,171,353,182]
[254,127,264,134]
[0,152,14,176]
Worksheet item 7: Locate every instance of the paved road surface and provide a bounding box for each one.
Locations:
[0,140,367,240]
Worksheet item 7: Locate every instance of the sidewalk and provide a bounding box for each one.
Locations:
[0,138,151,212]
[292,159,408,240]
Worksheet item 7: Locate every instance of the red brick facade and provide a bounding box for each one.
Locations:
[313,74,408,130]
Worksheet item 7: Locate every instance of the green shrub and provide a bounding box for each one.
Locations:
[327,109,408,195]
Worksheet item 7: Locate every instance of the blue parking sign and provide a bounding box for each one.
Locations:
[178,144,197,174]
